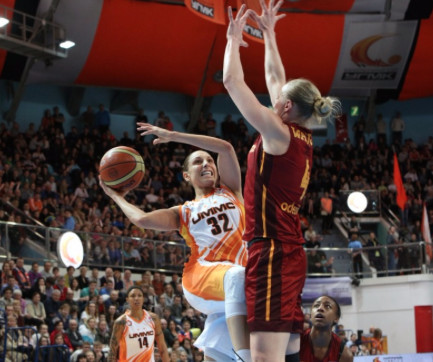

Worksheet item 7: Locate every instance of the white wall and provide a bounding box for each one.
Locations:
[340,274,433,354]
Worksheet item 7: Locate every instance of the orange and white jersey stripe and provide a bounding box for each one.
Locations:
[119,310,155,362]
[179,186,247,267]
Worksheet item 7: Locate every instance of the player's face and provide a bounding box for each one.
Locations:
[311,296,339,329]
[184,151,217,189]
[127,289,144,309]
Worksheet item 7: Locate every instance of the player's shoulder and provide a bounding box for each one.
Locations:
[114,313,128,326]
[148,311,159,322]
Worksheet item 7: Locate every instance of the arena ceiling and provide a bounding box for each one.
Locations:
[0,0,433,103]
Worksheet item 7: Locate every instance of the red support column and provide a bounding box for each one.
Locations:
[414,306,433,352]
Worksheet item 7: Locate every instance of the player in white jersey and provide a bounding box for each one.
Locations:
[108,286,169,362]
[100,124,251,361]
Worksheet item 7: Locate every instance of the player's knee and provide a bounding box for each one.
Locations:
[224,266,246,318]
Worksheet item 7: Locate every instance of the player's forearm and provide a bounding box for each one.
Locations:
[111,195,146,227]
[169,132,232,155]
[264,30,285,89]
[223,39,246,91]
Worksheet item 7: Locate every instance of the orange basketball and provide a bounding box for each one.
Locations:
[99,146,145,192]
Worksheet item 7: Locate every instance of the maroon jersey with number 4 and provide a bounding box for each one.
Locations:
[243,123,313,244]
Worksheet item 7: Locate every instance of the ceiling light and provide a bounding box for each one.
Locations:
[0,17,10,27]
[59,40,75,49]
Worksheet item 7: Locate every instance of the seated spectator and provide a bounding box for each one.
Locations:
[28,262,42,286]
[0,315,29,361]
[53,303,71,331]
[66,318,83,350]
[1,275,20,294]
[93,340,106,362]
[12,257,32,297]
[70,341,92,362]
[307,247,334,277]
[40,260,53,279]
[50,320,73,351]
[69,278,82,302]
[99,279,115,297]
[12,298,26,327]
[105,304,120,330]
[165,319,180,348]
[31,277,48,302]
[79,317,97,345]
[44,289,62,327]
[107,240,122,266]
[11,289,25,316]
[370,328,384,355]
[79,281,99,307]
[54,276,68,301]
[80,301,99,326]
[49,333,70,361]
[122,241,141,267]
[0,286,14,310]
[76,266,89,290]
[104,290,120,313]
[122,269,134,292]
[25,291,46,328]
[99,268,114,288]
[64,266,76,288]
[94,320,110,348]
[177,318,193,343]
[31,323,50,348]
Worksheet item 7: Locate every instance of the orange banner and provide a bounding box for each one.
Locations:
[393,153,407,210]
[184,0,226,25]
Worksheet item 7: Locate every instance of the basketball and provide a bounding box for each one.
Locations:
[99,146,145,192]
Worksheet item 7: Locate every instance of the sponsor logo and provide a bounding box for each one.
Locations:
[280,202,299,215]
[350,34,402,67]
[129,331,154,338]
[192,202,236,224]
[342,71,397,81]
[191,0,214,18]
[244,24,263,39]
[126,320,132,326]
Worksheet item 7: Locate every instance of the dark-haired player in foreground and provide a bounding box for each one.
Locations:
[300,296,353,362]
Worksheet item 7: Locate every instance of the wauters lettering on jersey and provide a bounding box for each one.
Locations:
[129,331,154,338]
[192,202,236,224]
[291,126,313,146]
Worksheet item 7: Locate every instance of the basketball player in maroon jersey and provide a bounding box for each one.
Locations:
[223,1,340,361]
[300,296,353,362]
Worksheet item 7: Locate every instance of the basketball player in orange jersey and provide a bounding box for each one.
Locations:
[223,2,340,361]
[100,125,251,362]
[108,286,169,362]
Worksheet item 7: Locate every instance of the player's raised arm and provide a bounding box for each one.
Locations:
[249,0,286,106]
[137,122,242,200]
[223,5,291,154]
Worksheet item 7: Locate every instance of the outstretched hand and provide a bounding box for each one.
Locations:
[249,0,286,32]
[227,4,252,47]
[137,122,172,145]
[99,176,128,199]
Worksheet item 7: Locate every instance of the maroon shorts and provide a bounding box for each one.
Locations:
[245,239,306,333]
